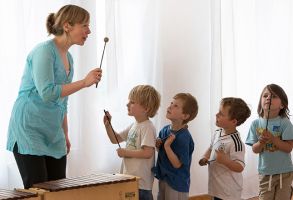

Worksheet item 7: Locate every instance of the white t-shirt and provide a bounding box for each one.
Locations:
[119,120,156,190]
[208,129,245,200]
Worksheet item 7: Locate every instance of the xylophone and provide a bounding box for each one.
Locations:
[0,189,39,200]
[32,173,139,200]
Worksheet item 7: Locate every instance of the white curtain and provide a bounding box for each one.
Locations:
[1,0,293,199]
[66,0,163,177]
[214,0,293,198]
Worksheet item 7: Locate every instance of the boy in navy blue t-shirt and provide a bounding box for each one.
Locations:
[153,93,198,200]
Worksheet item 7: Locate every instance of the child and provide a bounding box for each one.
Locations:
[153,93,198,200]
[199,97,251,200]
[103,85,160,200]
[245,84,293,200]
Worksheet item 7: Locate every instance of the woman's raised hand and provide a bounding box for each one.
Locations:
[83,68,102,87]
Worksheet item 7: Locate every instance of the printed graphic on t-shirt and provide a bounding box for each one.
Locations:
[256,127,281,152]
[126,130,138,150]
[217,143,225,151]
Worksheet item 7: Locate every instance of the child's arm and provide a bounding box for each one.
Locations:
[198,148,211,166]
[252,141,267,153]
[265,130,293,153]
[215,150,244,173]
[271,139,293,153]
[164,134,182,168]
[103,112,123,144]
[116,146,155,159]
[252,130,293,153]
[251,130,270,153]
[155,138,163,150]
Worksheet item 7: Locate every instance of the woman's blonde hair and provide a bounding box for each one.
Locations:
[46,4,89,36]
[128,85,161,118]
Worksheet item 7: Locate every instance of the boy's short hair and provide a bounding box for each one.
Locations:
[221,97,251,126]
[173,93,198,124]
[128,85,161,118]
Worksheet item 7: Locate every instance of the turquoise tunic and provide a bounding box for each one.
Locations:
[7,39,74,159]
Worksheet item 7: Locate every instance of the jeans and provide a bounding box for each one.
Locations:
[139,189,153,200]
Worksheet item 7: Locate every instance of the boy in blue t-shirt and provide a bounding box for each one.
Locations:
[153,93,198,200]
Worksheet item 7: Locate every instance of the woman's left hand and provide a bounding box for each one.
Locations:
[66,136,71,154]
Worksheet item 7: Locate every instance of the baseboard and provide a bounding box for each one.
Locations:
[189,194,211,200]
[189,195,293,200]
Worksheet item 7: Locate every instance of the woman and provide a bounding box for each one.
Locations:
[6,4,102,189]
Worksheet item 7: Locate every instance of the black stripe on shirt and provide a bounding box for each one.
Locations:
[231,133,243,152]
[235,134,243,151]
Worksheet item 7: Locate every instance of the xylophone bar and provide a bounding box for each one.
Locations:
[0,189,39,200]
[33,173,136,191]
[32,173,139,200]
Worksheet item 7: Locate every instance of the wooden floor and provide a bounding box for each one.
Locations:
[247,198,293,200]
[189,195,292,200]
[246,196,293,200]
[189,195,211,200]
